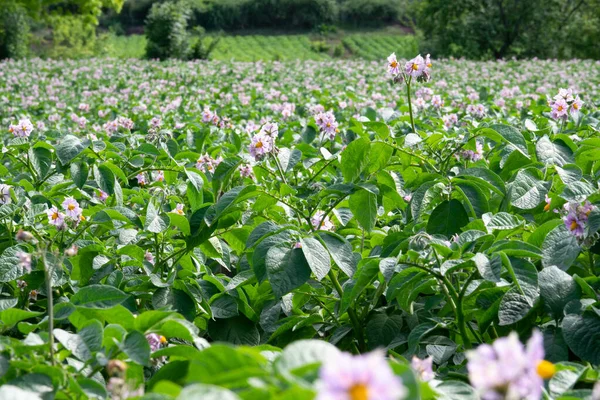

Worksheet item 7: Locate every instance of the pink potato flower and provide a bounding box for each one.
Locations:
[317,350,406,400]
[467,331,555,400]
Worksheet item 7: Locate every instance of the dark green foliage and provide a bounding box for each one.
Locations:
[145,1,191,60]
[339,0,403,26]
[0,1,29,59]
[416,0,600,59]
[192,0,338,30]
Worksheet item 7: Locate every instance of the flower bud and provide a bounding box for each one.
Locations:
[16,229,35,242]
[64,245,78,257]
[107,359,127,377]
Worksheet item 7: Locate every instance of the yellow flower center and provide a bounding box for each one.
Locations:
[573,103,579,109]
[348,384,368,400]
[570,220,578,231]
[557,105,564,111]
[427,63,432,68]
[68,204,75,211]
[255,141,263,148]
[177,209,184,215]
[52,212,59,220]
[537,360,556,379]
[412,63,419,71]
[544,203,550,212]
[160,336,167,344]
[390,60,398,68]
[80,215,85,221]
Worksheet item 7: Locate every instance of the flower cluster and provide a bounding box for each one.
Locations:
[311,211,335,232]
[196,154,223,173]
[457,141,484,162]
[146,333,167,352]
[315,111,339,140]
[467,331,555,400]
[548,88,583,120]
[317,350,406,400]
[248,122,278,161]
[563,200,594,238]
[46,197,84,229]
[8,118,34,138]
[387,53,432,83]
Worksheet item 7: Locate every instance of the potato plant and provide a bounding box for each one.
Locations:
[0,55,599,399]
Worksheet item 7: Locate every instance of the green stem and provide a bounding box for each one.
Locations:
[42,250,55,366]
[271,154,289,186]
[328,270,366,352]
[406,79,416,134]
[589,251,595,275]
[307,157,337,186]
[376,141,439,173]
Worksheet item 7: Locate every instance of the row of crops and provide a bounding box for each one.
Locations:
[103,33,418,61]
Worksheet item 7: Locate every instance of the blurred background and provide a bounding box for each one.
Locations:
[0,0,599,61]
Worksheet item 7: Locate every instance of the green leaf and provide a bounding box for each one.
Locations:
[169,212,191,235]
[434,381,479,400]
[484,212,523,231]
[562,313,600,364]
[367,142,393,173]
[145,201,169,233]
[549,362,588,397]
[508,169,549,210]
[207,316,260,346]
[560,181,596,203]
[0,245,28,282]
[340,259,379,313]
[29,147,52,178]
[299,237,331,281]
[316,232,357,278]
[536,135,574,166]
[340,137,370,182]
[0,309,42,328]
[275,339,340,375]
[366,313,403,350]
[458,167,506,195]
[426,199,469,236]
[53,329,92,361]
[539,266,581,319]
[498,286,538,325]
[348,188,377,232]
[93,164,115,195]
[55,135,90,165]
[542,225,580,270]
[70,162,89,189]
[177,384,240,400]
[122,331,151,367]
[71,284,129,309]
[487,124,528,155]
[265,246,311,298]
[555,164,582,185]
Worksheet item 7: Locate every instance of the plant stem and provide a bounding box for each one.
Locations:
[328,270,366,352]
[42,251,55,366]
[271,153,289,186]
[406,79,416,134]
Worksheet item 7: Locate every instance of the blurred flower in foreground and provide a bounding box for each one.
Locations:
[317,350,406,400]
[467,331,554,400]
[412,356,434,382]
